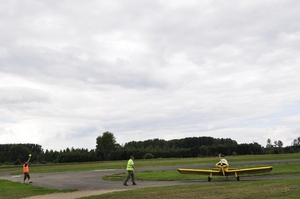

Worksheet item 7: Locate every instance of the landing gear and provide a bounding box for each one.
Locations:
[234,172,240,181]
[208,172,213,182]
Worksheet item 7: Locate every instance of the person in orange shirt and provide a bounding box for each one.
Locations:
[23,154,32,183]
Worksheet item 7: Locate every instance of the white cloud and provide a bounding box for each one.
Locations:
[1,0,300,150]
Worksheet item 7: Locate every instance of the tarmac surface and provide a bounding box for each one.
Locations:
[1,159,299,191]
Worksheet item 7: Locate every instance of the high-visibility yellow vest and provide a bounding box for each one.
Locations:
[126,159,134,171]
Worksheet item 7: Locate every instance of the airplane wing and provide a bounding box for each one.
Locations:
[225,166,273,175]
[178,166,273,181]
[178,168,223,182]
[178,166,273,175]
[178,168,220,175]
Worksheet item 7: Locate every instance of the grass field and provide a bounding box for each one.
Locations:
[0,153,300,199]
[0,179,74,199]
[81,178,300,199]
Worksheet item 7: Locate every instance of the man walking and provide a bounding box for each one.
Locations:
[123,155,137,186]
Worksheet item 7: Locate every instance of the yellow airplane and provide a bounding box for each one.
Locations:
[178,164,273,181]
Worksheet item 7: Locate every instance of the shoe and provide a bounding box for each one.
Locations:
[133,183,137,185]
[123,183,128,186]
[29,181,32,183]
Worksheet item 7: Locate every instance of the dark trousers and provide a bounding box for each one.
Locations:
[24,172,30,181]
[124,170,135,184]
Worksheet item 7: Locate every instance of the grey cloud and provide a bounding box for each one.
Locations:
[0,86,50,105]
[1,0,300,150]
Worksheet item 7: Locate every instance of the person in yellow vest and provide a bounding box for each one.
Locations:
[23,154,32,183]
[123,155,137,186]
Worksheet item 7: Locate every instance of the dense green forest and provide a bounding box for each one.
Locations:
[1,132,299,165]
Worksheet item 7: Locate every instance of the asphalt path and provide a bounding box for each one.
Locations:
[1,159,300,191]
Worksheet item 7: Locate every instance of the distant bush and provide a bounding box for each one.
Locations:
[0,162,11,166]
[144,153,154,159]
[14,159,22,165]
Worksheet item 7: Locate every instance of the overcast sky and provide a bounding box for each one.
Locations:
[1,0,300,151]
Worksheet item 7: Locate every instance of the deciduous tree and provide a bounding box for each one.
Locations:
[96,131,116,160]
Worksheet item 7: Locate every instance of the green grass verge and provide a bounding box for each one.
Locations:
[80,178,300,199]
[0,179,74,199]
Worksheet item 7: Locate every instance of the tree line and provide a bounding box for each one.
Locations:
[1,132,300,165]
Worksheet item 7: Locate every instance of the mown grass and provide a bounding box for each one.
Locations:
[0,179,74,199]
[81,178,300,199]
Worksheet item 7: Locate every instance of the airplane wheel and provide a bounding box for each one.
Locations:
[208,177,212,182]
[236,176,240,181]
